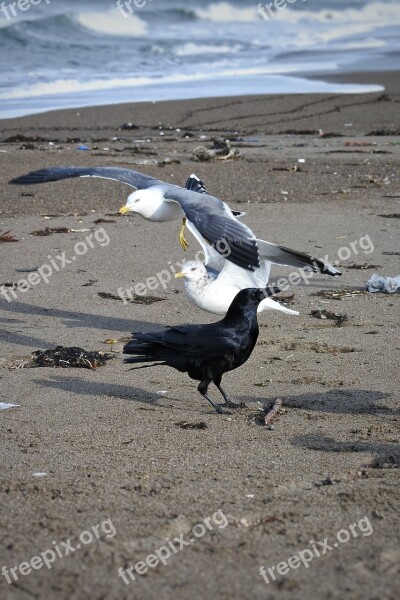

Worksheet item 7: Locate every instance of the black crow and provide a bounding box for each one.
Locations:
[123,287,276,413]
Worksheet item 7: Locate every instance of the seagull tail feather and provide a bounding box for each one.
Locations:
[258,298,299,316]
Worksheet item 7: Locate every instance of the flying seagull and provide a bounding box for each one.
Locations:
[10,168,341,276]
[123,287,268,413]
[10,167,259,271]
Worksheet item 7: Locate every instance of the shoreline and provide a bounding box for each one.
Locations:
[1,70,398,124]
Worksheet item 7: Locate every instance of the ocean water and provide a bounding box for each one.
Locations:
[0,0,399,119]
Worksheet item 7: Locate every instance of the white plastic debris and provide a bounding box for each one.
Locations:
[366,273,400,293]
[0,402,21,411]
[32,472,47,477]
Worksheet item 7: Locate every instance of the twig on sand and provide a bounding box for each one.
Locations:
[264,398,284,429]
[0,230,18,243]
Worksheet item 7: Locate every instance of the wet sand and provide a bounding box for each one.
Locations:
[0,72,399,600]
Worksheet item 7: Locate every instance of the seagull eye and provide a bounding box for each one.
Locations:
[133,198,140,203]
[191,267,196,271]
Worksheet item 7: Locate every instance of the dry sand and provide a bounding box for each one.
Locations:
[0,73,399,599]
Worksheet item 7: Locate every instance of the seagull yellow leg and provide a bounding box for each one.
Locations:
[179,217,189,251]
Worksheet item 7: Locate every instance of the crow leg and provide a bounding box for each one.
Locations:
[198,379,225,414]
[213,375,239,408]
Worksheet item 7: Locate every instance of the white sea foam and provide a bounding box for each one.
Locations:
[195,2,258,22]
[0,62,385,101]
[76,10,147,37]
[196,1,400,27]
[0,64,331,99]
[175,43,243,57]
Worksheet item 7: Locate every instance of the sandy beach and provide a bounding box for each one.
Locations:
[0,73,399,600]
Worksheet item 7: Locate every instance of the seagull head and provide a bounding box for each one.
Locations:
[119,188,165,220]
[174,261,208,282]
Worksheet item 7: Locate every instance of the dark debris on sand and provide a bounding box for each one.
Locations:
[30,226,71,236]
[0,230,19,243]
[313,289,367,300]
[176,421,208,430]
[310,308,349,327]
[98,292,164,305]
[275,293,296,306]
[346,263,381,270]
[26,346,114,369]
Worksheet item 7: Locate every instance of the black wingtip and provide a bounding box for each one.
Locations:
[264,286,281,297]
[9,170,49,185]
[185,174,208,195]
[9,175,30,185]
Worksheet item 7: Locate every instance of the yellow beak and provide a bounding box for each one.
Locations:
[119,205,130,215]
[174,272,185,279]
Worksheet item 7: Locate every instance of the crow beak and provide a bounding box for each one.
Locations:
[175,272,185,279]
[119,205,130,215]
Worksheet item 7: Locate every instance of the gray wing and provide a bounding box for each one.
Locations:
[10,166,163,190]
[165,187,260,271]
[256,239,341,276]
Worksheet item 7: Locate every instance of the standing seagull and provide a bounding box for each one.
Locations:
[175,260,299,316]
[123,288,269,413]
